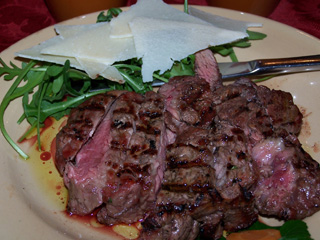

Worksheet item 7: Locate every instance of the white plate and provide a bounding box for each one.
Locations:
[0,5,320,240]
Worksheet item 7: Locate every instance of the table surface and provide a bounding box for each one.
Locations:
[1,0,319,53]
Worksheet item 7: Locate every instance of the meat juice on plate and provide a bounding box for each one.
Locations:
[24,116,141,240]
[21,117,68,209]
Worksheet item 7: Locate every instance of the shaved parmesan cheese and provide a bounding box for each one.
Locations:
[76,57,124,81]
[188,7,262,32]
[41,22,136,64]
[99,66,125,83]
[129,17,248,82]
[55,23,103,39]
[110,0,210,38]
[16,36,82,70]
[76,57,109,78]
[16,36,125,81]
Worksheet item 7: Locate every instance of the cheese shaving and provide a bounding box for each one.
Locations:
[16,36,82,70]
[41,22,136,63]
[55,23,103,39]
[110,0,210,38]
[188,7,262,32]
[129,17,248,82]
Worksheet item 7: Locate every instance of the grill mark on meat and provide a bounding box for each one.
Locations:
[116,163,151,181]
[136,124,162,135]
[166,143,212,169]
[112,119,132,129]
[110,138,129,149]
[162,183,212,193]
[166,157,209,169]
[139,110,163,119]
[154,190,216,215]
[163,167,214,193]
[130,144,150,154]
[130,145,158,157]
[236,150,247,160]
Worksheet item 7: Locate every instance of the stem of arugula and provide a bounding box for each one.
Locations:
[184,0,189,13]
[37,81,49,151]
[0,61,37,159]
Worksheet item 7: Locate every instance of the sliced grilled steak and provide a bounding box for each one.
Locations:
[208,78,320,220]
[56,48,320,240]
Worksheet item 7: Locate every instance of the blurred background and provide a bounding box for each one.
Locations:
[0,0,319,52]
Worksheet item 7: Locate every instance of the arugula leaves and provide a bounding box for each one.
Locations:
[96,8,123,23]
[214,220,313,240]
[0,60,37,159]
[280,221,312,240]
[211,30,267,62]
[248,220,312,240]
[196,220,312,240]
[0,59,111,158]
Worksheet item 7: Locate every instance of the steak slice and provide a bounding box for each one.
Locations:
[140,210,200,240]
[194,49,222,89]
[55,91,124,174]
[257,86,303,135]
[97,91,168,225]
[252,137,320,220]
[140,97,258,239]
[61,91,128,215]
[56,90,168,224]
[159,75,216,128]
[158,49,220,128]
